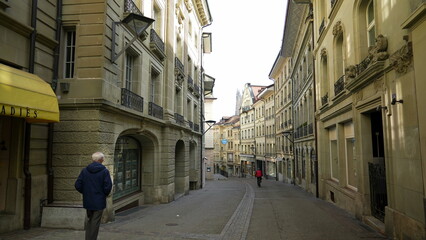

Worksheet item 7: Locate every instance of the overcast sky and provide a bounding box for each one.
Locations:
[203,0,287,121]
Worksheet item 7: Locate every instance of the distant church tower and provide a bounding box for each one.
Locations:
[235,89,242,115]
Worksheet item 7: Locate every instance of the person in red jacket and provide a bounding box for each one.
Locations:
[255,169,263,187]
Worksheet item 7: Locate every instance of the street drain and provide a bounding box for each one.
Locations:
[165,223,178,226]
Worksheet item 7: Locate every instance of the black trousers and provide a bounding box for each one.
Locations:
[85,209,103,240]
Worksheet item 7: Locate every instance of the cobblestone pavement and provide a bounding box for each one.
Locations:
[0,177,388,240]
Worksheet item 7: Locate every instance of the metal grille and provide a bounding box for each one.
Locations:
[121,88,143,113]
[368,162,388,222]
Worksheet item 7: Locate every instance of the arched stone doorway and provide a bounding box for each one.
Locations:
[174,140,186,196]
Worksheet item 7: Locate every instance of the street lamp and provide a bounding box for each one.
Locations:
[203,120,216,135]
[111,13,154,63]
[283,130,295,185]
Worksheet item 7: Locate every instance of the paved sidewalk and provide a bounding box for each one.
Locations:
[0,177,387,240]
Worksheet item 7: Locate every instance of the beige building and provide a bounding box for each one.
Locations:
[270,55,293,183]
[204,93,216,180]
[309,0,426,238]
[262,85,276,178]
[231,120,241,176]
[253,93,265,175]
[240,83,266,176]
[285,1,317,195]
[28,0,213,228]
[211,115,239,176]
[0,0,60,232]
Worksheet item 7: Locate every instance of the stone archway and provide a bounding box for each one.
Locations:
[174,140,186,196]
[112,131,158,207]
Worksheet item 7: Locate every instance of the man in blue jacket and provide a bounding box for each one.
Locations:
[75,152,112,240]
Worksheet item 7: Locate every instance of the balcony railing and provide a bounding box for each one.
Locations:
[194,83,200,97]
[148,102,163,119]
[334,75,345,96]
[188,76,194,91]
[188,121,193,129]
[124,0,142,15]
[308,123,314,135]
[121,88,143,113]
[174,113,184,125]
[321,92,328,106]
[174,57,185,88]
[194,123,199,132]
[175,57,184,75]
[150,29,165,60]
[331,0,337,8]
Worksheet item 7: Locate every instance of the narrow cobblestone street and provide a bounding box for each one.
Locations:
[0,177,387,240]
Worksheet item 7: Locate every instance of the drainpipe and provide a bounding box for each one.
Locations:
[47,0,63,204]
[24,0,38,230]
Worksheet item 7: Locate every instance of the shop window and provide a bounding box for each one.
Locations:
[113,136,141,201]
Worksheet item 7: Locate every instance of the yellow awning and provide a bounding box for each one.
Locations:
[0,64,59,123]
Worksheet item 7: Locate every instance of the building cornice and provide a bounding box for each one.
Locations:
[192,0,212,26]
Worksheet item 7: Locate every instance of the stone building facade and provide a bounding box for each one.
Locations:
[0,0,60,232]
[256,85,277,178]
[311,0,425,238]
[239,83,266,176]
[270,55,293,184]
[287,2,317,195]
[42,0,213,227]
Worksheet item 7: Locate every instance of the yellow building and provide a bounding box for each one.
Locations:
[0,1,60,232]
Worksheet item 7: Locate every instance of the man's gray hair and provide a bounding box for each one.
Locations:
[92,152,105,162]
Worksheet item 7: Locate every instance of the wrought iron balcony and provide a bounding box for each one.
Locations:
[194,83,200,97]
[308,123,314,135]
[124,0,142,15]
[121,88,143,113]
[194,123,199,132]
[174,113,184,125]
[334,75,345,96]
[175,57,184,75]
[148,102,163,119]
[188,76,194,91]
[188,121,193,129]
[321,92,328,106]
[150,29,165,60]
[174,57,185,88]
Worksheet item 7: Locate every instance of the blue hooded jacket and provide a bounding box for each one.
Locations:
[75,162,112,210]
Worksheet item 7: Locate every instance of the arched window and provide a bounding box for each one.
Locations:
[335,34,344,79]
[113,136,141,200]
[366,0,375,47]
